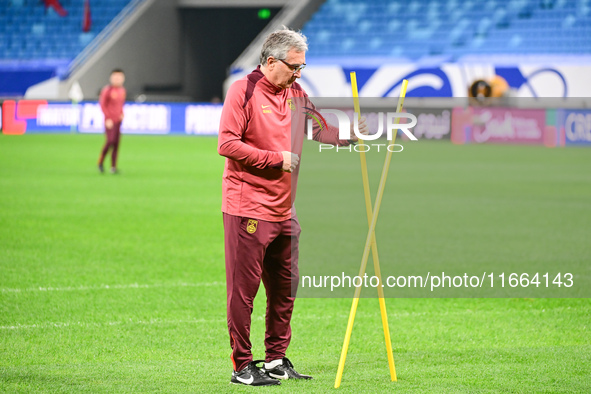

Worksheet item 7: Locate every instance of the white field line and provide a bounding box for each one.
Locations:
[1,309,541,331]
[0,282,224,294]
[0,317,227,330]
[0,314,353,331]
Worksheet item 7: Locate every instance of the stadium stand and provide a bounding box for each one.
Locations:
[302,0,591,60]
[0,0,132,61]
[0,0,135,96]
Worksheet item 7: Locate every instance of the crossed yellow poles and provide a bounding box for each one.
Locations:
[334,73,409,388]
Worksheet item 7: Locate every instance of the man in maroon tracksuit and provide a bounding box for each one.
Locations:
[98,69,126,174]
[218,29,367,386]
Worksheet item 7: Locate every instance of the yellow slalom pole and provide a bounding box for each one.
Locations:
[350,72,397,382]
[335,79,409,388]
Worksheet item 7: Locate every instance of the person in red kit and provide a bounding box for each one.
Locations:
[218,28,368,386]
[98,69,126,174]
[43,0,68,17]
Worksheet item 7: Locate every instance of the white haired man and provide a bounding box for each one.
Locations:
[218,28,367,386]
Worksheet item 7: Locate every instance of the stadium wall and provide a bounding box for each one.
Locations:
[55,0,182,101]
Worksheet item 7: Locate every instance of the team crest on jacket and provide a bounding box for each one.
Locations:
[287,98,295,111]
[246,219,258,234]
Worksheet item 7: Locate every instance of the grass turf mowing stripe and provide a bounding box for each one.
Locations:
[0,134,589,392]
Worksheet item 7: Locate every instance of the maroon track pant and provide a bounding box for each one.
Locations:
[98,121,121,168]
[223,213,300,372]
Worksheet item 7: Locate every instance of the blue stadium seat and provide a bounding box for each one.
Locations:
[303,0,591,60]
[0,0,132,60]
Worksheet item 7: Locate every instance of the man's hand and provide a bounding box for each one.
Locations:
[120,113,124,121]
[105,118,114,129]
[281,151,300,173]
[349,115,369,142]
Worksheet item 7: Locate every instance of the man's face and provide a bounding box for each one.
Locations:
[110,72,125,87]
[268,49,305,89]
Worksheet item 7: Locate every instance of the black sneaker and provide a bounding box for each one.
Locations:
[231,360,280,386]
[263,357,313,380]
[98,164,104,173]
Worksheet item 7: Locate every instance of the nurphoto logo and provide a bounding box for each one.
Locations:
[305,109,418,152]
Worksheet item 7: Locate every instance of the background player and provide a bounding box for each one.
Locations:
[98,69,126,174]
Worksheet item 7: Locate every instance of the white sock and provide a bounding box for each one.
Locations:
[265,359,283,369]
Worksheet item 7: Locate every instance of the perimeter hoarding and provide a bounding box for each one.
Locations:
[556,109,591,146]
[1,100,223,135]
[451,106,551,146]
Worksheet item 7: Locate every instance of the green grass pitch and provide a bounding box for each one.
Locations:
[1,134,590,392]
